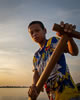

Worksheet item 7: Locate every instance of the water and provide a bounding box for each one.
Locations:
[0,88,48,100]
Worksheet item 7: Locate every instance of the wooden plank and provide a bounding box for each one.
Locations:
[53,23,80,39]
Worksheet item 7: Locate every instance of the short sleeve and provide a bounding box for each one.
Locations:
[51,36,60,49]
[32,56,38,72]
[52,36,60,43]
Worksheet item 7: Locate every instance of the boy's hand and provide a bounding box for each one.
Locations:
[28,84,38,99]
[56,21,76,37]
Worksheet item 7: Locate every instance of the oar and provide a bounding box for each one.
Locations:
[28,23,80,100]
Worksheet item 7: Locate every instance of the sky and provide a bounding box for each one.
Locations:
[0,0,80,86]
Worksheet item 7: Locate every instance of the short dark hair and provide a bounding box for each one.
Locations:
[28,21,45,29]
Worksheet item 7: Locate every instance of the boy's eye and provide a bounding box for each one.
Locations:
[30,29,40,35]
[30,32,33,35]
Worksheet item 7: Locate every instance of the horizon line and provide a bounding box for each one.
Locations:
[0,85,30,88]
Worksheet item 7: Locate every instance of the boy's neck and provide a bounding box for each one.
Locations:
[39,39,47,49]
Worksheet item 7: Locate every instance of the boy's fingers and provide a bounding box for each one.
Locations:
[56,32,62,37]
[60,23,76,33]
[28,85,38,98]
[73,25,76,30]
[68,24,76,33]
[28,86,33,96]
[67,24,73,33]
[28,88,32,96]
[60,21,64,27]
[64,23,69,32]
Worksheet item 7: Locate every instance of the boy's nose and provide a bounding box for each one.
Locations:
[33,33,37,36]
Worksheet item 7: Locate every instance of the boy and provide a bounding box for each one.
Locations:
[28,21,80,100]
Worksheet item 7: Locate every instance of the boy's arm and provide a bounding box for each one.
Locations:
[64,37,79,56]
[56,21,79,56]
[28,70,43,99]
[28,70,39,99]
[33,70,44,92]
[32,70,40,85]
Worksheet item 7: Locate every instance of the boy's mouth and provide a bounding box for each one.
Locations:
[33,36,39,40]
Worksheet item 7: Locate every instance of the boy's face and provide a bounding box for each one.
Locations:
[28,24,46,43]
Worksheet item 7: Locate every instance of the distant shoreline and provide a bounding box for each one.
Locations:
[0,86,29,88]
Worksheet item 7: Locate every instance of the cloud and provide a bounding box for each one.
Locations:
[67,55,80,63]
[0,0,29,23]
[0,68,15,71]
[71,70,80,83]
[66,55,80,83]
[0,0,80,85]
[0,0,80,26]
[0,67,16,75]
[66,55,80,72]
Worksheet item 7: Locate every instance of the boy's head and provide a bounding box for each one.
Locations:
[28,21,47,44]
[28,21,45,30]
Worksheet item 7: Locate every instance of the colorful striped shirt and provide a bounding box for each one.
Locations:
[33,36,77,91]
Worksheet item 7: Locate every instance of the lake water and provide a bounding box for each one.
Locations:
[0,88,48,100]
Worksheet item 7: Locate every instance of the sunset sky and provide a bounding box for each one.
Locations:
[0,0,80,86]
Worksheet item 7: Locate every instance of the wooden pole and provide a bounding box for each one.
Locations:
[36,34,68,90]
[28,24,80,100]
